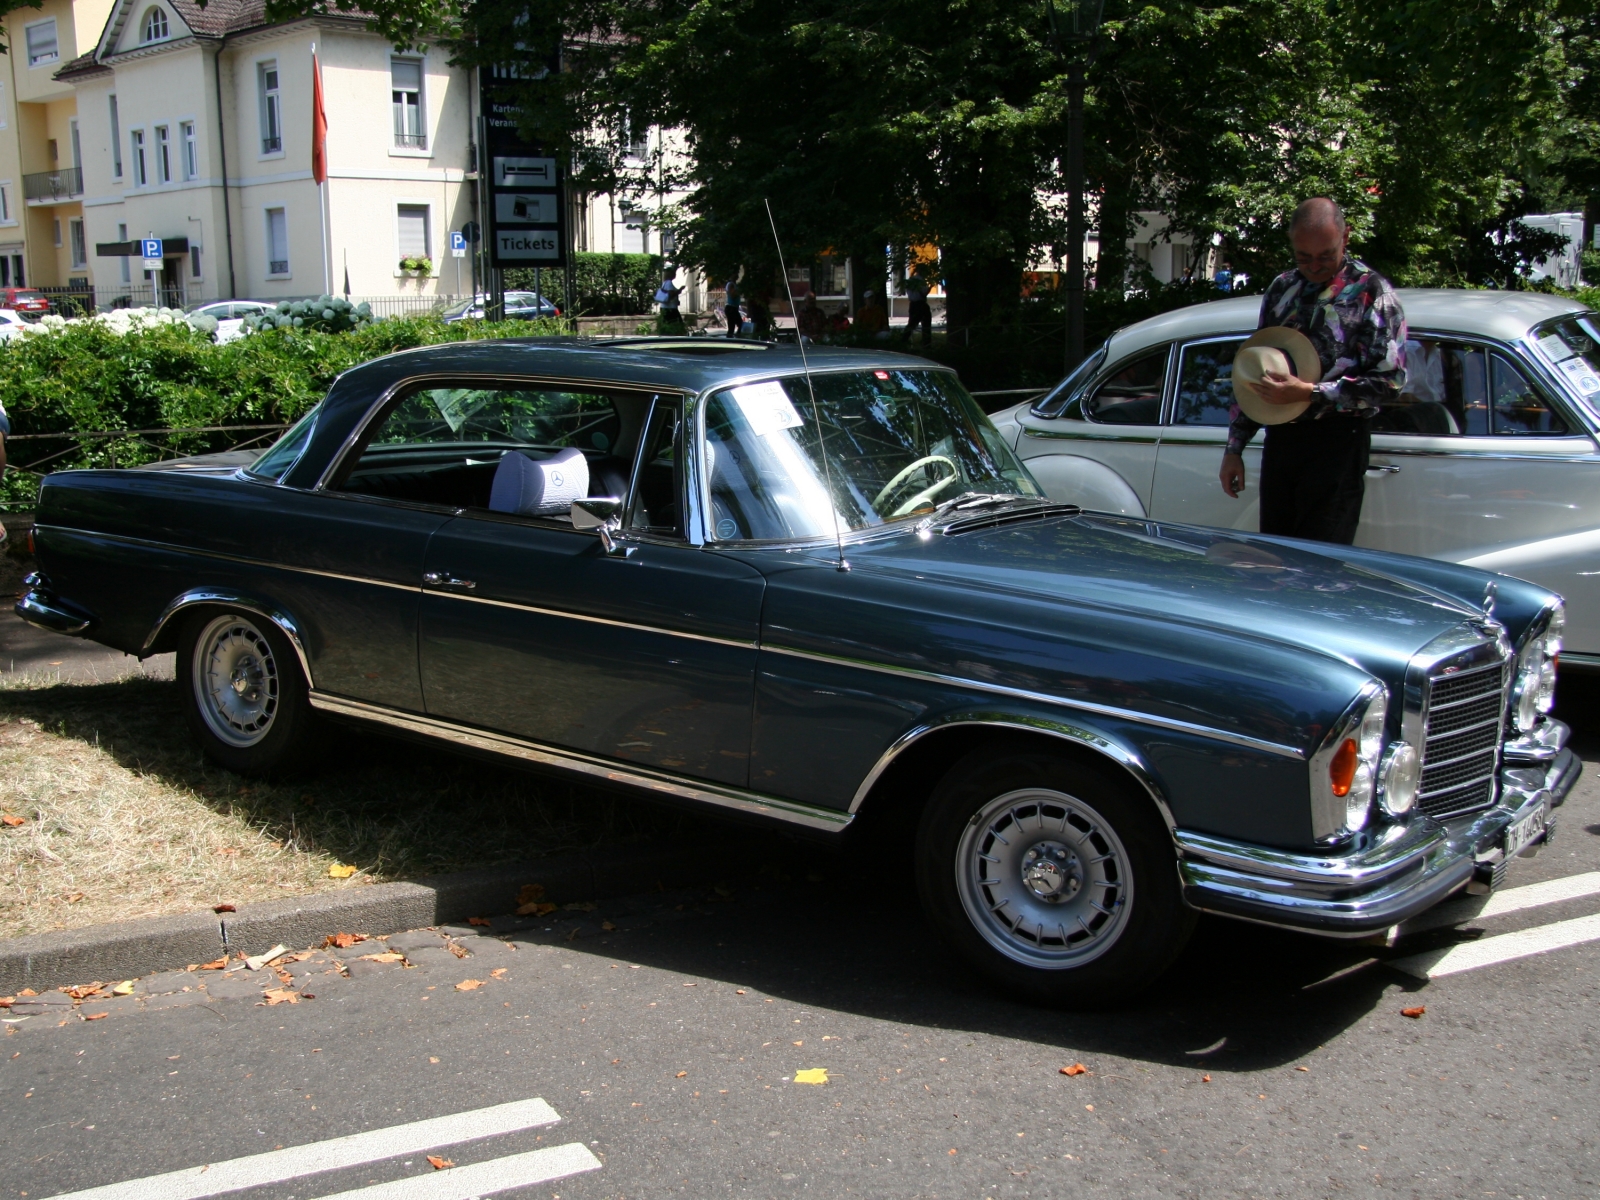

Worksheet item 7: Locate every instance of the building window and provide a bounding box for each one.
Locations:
[190,245,202,279]
[391,58,425,149]
[397,203,429,265]
[266,207,289,275]
[11,255,23,287]
[53,218,62,247]
[118,223,130,283]
[259,62,282,154]
[110,96,122,178]
[0,185,9,222]
[25,19,58,67]
[71,119,82,171]
[69,219,86,268]
[182,121,197,179]
[142,7,168,42]
[155,125,171,183]
[131,129,147,185]
[0,82,8,130]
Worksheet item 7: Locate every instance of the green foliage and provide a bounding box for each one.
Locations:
[505,251,665,315]
[245,295,375,333]
[0,314,564,510]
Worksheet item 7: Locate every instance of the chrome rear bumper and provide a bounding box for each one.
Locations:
[1176,724,1579,937]
[13,573,95,636]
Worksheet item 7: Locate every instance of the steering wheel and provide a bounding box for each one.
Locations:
[873,455,960,517]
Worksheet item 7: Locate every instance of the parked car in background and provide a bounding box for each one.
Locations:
[16,339,1575,1004]
[0,309,37,340]
[188,300,274,322]
[440,292,561,323]
[992,291,1600,665]
[0,288,51,315]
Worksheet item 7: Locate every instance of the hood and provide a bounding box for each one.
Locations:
[844,512,1486,683]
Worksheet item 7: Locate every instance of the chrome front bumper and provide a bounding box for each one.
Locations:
[1176,720,1579,938]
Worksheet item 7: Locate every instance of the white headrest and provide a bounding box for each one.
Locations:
[488,447,590,516]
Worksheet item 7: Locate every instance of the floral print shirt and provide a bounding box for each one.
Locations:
[1225,256,1407,455]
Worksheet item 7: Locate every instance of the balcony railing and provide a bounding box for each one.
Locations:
[394,132,427,149]
[23,167,82,202]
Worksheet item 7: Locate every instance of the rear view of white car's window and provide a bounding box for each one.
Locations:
[1535,316,1600,405]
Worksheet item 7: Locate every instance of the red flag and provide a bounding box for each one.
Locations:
[311,49,328,184]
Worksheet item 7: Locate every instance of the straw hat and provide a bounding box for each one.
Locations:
[1231,326,1322,425]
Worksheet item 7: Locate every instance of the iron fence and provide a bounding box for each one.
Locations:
[13,287,468,318]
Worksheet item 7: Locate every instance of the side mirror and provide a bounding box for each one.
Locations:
[571,496,630,555]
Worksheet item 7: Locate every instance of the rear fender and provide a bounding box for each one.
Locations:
[1020,453,1147,516]
[143,588,313,685]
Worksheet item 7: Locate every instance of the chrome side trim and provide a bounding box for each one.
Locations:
[1021,427,1160,445]
[845,711,1178,831]
[33,524,418,593]
[761,642,1306,760]
[142,588,314,685]
[307,692,853,832]
[421,587,758,651]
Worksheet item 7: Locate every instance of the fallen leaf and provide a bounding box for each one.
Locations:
[467,917,492,927]
[516,901,558,916]
[1401,1006,1426,1019]
[426,1156,453,1170]
[216,847,240,857]
[490,968,507,979]
[18,988,36,997]
[328,864,358,879]
[1085,1104,1094,1111]
[447,943,469,958]
[601,921,618,932]
[516,883,546,905]
[111,981,135,996]
[214,904,236,913]
[359,952,404,964]
[794,1068,829,1085]
[245,944,290,971]
[1295,1066,1310,1072]
[1060,1063,1090,1076]
[792,1040,803,1047]
[676,1071,688,1078]
[0,997,12,1008]
[197,958,228,971]
[324,932,366,949]
[261,988,299,1006]
[62,984,106,1000]
[83,1012,108,1021]
[684,982,698,988]
[1,814,25,827]
[947,1148,957,1156]
[63,893,84,904]
[455,979,485,991]
[429,1057,440,1063]
[1201,1075,1212,1084]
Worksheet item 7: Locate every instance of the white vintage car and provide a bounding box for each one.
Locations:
[991,290,1600,664]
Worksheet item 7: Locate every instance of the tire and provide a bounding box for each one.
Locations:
[177,609,323,777]
[915,746,1195,1007]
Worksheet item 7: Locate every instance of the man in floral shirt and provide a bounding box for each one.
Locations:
[1219,198,1407,544]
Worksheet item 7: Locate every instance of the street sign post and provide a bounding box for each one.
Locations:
[450,231,468,259]
[141,238,163,272]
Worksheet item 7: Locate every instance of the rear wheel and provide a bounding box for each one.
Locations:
[915,747,1194,1007]
[178,610,322,776]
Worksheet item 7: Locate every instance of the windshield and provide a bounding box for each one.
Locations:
[247,407,319,481]
[703,369,1040,542]
[1533,314,1600,408]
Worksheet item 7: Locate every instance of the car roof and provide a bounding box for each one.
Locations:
[1104,287,1592,360]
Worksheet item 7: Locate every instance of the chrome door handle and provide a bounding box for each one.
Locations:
[1366,464,1400,475]
[423,571,477,590]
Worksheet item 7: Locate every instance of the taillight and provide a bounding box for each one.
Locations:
[1329,738,1358,797]
[25,527,36,555]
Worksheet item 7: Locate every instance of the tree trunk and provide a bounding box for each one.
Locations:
[1095,178,1132,293]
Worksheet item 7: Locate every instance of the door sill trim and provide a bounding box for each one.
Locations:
[307,691,854,832]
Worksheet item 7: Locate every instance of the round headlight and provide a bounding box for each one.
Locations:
[1379,742,1420,816]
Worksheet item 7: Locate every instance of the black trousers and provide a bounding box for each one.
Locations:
[725,305,742,336]
[1259,417,1369,545]
[904,300,932,345]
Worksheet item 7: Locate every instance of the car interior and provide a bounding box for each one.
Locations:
[332,384,683,535]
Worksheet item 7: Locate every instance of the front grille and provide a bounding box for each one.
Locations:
[1417,659,1506,820]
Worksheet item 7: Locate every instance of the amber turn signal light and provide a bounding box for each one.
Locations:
[1329,737,1358,797]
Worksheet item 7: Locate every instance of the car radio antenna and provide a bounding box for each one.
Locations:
[765,197,848,572]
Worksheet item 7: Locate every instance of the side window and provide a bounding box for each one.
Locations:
[625,398,682,537]
[1490,353,1569,436]
[1172,339,1243,426]
[1084,348,1166,425]
[336,385,625,511]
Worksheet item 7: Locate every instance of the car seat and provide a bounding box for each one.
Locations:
[488,447,590,515]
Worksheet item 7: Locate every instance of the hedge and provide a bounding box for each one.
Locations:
[505,251,665,316]
[0,314,561,510]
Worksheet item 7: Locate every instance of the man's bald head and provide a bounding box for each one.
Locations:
[1289,198,1350,284]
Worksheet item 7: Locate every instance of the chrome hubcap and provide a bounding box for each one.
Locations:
[956,788,1133,969]
[193,615,279,748]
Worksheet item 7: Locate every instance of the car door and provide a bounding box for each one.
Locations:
[1012,344,1171,515]
[1147,335,1263,530]
[417,388,765,787]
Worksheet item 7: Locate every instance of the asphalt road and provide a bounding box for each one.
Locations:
[2,624,1599,1198]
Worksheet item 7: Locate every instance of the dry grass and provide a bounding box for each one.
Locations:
[0,672,706,940]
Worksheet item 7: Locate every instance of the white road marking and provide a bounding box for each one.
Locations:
[1389,911,1600,979]
[316,1144,602,1200]
[1402,871,1600,934]
[46,1098,562,1200]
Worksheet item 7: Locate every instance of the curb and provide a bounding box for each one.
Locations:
[0,835,761,995]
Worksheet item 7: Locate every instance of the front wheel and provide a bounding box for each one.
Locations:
[915,747,1195,1007]
[178,609,323,776]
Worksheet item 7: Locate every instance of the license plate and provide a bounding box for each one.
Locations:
[1503,803,1549,858]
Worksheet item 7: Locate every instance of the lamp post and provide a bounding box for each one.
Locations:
[1047,0,1105,370]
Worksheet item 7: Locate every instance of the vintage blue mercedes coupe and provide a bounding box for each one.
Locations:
[15,337,1579,1004]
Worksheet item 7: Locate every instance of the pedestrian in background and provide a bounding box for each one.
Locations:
[797,292,827,341]
[855,290,888,337]
[1215,261,1234,292]
[723,278,743,337]
[1219,197,1407,545]
[655,271,684,333]
[903,275,933,347]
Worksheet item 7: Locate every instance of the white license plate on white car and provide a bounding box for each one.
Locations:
[1502,803,1550,858]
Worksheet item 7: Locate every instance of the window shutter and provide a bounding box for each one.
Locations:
[391,59,422,91]
[397,205,429,258]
